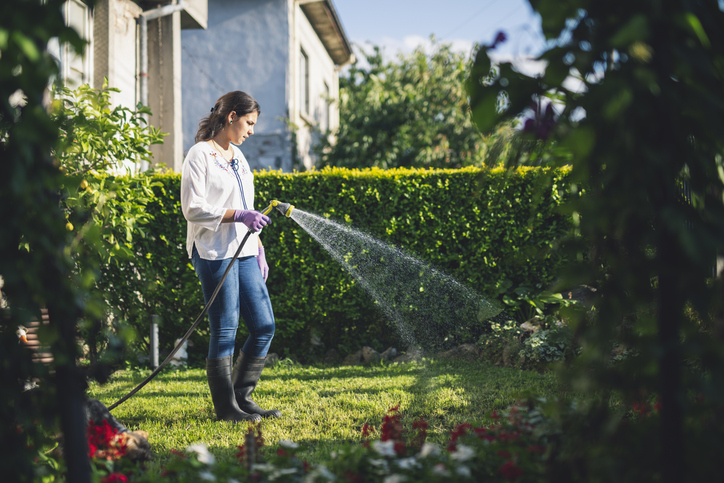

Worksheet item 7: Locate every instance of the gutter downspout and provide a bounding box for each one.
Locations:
[138,0,184,171]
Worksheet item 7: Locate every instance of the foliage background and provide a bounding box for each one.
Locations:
[98,166,572,362]
[316,40,490,169]
[466,0,724,481]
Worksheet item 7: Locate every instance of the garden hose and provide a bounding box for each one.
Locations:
[108,200,294,411]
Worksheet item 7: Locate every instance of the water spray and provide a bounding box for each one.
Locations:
[108,201,294,411]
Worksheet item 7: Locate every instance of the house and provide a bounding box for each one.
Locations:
[54,0,209,172]
[181,0,354,172]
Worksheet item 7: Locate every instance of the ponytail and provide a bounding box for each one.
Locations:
[195,91,261,143]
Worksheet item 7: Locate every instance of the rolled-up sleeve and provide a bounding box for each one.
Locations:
[181,150,226,232]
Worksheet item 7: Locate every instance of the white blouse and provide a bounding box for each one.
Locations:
[180,141,260,260]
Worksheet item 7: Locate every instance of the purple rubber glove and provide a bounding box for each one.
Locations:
[257,246,269,282]
[233,210,270,232]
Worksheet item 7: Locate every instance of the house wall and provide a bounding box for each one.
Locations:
[292,1,340,170]
[93,0,141,110]
[147,11,184,172]
[181,0,292,172]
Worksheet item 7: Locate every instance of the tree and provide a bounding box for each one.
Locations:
[0,0,91,481]
[52,81,166,367]
[317,39,488,169]
[467,1,724,481]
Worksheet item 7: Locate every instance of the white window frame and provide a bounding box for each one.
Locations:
[299,47,310,117]
[52,0,93,87]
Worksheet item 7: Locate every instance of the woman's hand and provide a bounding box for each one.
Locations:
[232,210,270,232]
[257,246,269,282]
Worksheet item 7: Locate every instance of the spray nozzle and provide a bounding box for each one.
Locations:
[260,200,295,218]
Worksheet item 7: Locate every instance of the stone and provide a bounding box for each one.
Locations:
[392,346,423,363]
[264,352,280,368]
[342,350,363,366]
[520,317,542,334]
[380,347,398,362]
[437,343,481,362]
[323,348,340,365]
[361,346,381,365]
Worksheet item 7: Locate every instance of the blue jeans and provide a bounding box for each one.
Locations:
[191,245,275,359]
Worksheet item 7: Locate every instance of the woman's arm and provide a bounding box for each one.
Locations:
[220,209,236,223]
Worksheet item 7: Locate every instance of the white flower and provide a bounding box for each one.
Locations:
[418,442,440,459]
[395,457,418,470]
[199,470,216,481]
[383,475,406,483]
[278,439,299,449]
[456,465,472,477]
[450,443,475,462]
[274,468,299,476]
[370,458,390,470]
[186,443,216,465]
[372,440,396,457]
[432,464,450,476]
[251,463,276,472]
[228,479,241,483]
[303,464,336,482]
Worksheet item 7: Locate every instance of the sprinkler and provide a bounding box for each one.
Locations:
[260,200,295,218]
[108,200,295,411]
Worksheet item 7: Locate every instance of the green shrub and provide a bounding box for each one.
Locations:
[99,166,572,361]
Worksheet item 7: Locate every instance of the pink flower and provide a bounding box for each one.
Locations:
[490,30,507,49]
[101,473,128,483]
[523,102,556,140]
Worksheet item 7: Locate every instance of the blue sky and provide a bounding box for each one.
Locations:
[332,0,546,63]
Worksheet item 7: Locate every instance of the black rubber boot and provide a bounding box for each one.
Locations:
[231,351,282,418]
[206,356,261,422]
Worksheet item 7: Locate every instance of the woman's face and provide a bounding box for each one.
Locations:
[227,111,258,145]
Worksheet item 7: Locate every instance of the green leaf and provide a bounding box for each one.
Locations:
[684,13,710,48]
[12,31,40,61]
[609,15,650,48]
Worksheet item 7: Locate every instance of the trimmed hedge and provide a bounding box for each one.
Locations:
[99,166,572,362]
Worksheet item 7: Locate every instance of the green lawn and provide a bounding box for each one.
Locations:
[89,358,561,474]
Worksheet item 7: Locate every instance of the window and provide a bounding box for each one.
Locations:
[300,47,309,116]
[320,81,330,131]
[50,0,92,87]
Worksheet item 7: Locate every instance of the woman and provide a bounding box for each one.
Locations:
[180,91,281,422]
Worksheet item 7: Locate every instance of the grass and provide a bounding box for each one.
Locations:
[89,358,561,475]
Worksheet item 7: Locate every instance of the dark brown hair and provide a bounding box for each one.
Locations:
[195,91,261,143]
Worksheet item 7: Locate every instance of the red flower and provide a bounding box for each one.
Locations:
[497,450,511,458]
[171,448,186,458]
[380,411,403,442]
[499,460,524,481]
[86,420,126,460]
[498,431,520,442]
[527,445,546,453]
[491,410,501,420]
[236,445,246,463]
[277,448,288,457]
[101,473,129,483]
[344,471,363,482]
[361,422,374,437]
[393,441,407,456]
[412,417,428,431]
[632,402,650,416]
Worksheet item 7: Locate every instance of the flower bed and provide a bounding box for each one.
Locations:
[66,404,554,482]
